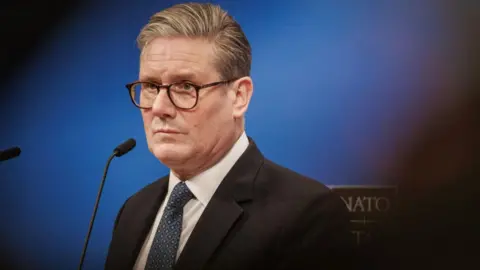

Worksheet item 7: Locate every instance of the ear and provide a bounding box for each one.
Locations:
[231,76,253,118]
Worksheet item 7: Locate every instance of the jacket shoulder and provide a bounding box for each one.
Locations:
[260,158,334,198]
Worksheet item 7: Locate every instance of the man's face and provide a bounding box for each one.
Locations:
[139,37,238,170]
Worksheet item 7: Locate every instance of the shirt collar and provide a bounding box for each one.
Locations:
[168,131,249,206]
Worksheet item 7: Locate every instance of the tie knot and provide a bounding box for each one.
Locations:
[168,182,193,210]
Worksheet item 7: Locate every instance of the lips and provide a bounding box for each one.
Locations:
[152,128,181,134]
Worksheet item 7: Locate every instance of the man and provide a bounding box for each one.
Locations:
[105,3,354,270]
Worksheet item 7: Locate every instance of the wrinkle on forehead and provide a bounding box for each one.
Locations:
[141,55,204,81]
[144,50,203,63]
[142,37,214,63]
[139,37,217,80]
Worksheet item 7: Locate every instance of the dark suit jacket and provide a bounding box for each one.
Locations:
[105,139,354,270]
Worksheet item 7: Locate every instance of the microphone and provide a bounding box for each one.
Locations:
[78,138,136,270]
[0,147,21,161]
[114,138,136,157]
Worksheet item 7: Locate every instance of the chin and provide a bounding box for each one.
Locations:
[151,142,191,166]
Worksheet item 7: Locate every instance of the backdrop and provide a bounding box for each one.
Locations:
[0,0,472,269]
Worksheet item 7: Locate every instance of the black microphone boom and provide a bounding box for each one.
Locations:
[0,146,21,161]
[78,138,136,270]
[114,138,136,157]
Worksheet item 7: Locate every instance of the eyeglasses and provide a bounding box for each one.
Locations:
[126,78,237,110]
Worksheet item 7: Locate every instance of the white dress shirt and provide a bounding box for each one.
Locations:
[133,131,249,270]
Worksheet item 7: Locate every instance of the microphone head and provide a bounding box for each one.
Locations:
[0,146,21,161]
[113,138,136,157]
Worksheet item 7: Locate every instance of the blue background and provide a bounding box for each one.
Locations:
[0,0,470,269]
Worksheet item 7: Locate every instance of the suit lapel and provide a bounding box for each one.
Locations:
[175,138,264,270]
[128,176,169,268]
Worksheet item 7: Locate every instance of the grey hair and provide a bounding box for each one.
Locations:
[137,2,251,80]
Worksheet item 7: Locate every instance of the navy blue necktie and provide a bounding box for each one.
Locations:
[145,182,193,270]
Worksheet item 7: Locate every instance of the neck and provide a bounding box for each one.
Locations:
[172,128,244,180]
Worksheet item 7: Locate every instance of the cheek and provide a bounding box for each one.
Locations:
[141,112,153,134]
[189,103,230,140]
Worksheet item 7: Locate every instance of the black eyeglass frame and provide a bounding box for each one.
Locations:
[125,78,238,109]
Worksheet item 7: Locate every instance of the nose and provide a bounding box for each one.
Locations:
[151,89,176,119]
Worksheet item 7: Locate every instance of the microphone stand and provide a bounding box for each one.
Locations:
[78,152,116,270]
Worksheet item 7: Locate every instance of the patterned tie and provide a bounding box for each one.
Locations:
[145,181,193,270]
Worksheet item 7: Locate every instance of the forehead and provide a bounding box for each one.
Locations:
[140,37,216,81]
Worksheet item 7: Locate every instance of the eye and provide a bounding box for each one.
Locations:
[141,82,156,89]
[174,82,195,91]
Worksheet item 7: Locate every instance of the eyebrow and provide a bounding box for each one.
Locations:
[169,71,197,82]
[139,72,198,84]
